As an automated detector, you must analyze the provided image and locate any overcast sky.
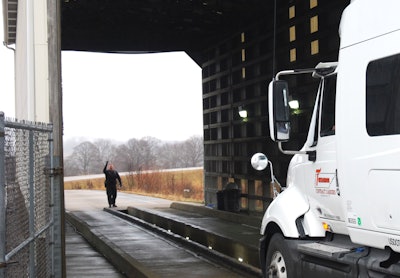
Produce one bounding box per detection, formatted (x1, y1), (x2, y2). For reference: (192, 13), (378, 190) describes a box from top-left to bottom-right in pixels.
(0, 7), (203, 142)
(62, 51), (203, 142)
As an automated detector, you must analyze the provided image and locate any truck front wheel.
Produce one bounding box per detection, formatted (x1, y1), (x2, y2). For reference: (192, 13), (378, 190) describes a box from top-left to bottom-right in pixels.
(265, 233), (294, 278)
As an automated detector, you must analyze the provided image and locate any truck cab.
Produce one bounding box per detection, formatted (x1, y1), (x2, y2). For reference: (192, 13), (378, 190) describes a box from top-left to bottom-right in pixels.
(256, 0), (400, 277)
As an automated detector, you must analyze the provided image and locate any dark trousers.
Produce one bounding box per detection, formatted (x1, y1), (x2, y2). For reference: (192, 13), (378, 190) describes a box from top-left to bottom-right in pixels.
(106, 184), (117, 205)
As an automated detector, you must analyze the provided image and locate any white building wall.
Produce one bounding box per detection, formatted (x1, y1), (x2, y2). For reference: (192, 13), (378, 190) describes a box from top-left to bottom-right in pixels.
(15, 0), (31, 120)
(34, 0), (49, 122)
(15, 0), (49, 122)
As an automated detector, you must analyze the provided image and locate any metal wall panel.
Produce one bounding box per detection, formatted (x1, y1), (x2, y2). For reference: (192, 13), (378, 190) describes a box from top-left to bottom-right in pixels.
(202, 1), (349, 213)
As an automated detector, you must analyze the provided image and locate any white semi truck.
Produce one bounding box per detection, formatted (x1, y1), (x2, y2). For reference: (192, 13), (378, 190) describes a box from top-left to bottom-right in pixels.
(252, 0), (400, 277)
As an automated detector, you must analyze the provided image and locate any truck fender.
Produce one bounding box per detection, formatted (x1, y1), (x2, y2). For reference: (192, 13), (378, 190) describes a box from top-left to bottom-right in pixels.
(261, 186), (310, 238)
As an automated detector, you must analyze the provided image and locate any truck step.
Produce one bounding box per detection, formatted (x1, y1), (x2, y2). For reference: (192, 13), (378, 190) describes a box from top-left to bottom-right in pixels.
(298, 242), (351, 257)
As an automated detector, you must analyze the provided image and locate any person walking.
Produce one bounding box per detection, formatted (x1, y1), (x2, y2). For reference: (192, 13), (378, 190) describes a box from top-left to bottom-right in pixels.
(103, 161), (122, 208)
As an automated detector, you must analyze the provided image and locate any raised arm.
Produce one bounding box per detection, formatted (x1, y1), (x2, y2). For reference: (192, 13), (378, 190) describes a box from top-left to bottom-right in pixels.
(103, 161), (108, 174)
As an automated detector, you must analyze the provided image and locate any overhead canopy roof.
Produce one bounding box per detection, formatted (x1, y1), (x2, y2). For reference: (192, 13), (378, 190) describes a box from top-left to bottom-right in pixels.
(61, 0), (272, 61)
(3, 1), (273, 63)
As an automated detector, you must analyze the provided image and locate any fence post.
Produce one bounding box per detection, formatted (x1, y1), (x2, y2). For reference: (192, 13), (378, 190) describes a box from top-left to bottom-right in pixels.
(48, 0), (66, 275)
(48, 126), (55, 277)
(28, 131), (36, 277)
(0, 112), (5, 278)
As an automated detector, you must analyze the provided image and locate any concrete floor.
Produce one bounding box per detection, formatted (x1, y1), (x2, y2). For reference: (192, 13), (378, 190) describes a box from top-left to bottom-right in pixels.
(65, 221), (125, 277)
(64, 190), (262, 277)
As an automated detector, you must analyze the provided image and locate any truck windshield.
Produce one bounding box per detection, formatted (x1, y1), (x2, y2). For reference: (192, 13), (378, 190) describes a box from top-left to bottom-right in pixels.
(366, 53), (400, 136)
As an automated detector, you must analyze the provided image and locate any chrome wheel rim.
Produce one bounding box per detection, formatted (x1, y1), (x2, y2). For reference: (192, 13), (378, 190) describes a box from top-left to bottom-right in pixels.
(268, 251), (287, 278)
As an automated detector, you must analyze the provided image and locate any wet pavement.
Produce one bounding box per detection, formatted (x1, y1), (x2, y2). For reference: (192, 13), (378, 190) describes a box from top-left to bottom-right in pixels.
(65, 190), (263, 277)
(65, 221), (125, 277)
(124, 203), (261, 269)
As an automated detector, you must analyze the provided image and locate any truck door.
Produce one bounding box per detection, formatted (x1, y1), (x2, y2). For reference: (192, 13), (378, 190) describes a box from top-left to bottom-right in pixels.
(301, 73), (347, 234)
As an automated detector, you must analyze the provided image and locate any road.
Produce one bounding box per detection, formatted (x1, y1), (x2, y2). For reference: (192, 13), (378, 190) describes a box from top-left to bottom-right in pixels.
(64, 189), (172, 211)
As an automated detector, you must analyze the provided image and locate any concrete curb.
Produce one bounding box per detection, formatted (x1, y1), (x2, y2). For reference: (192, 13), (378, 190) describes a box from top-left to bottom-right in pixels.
(126, 205), (261, 270)
(65, 211), (158, 278)
(170, 202), (262, 228)
(107, 208), (262, 277)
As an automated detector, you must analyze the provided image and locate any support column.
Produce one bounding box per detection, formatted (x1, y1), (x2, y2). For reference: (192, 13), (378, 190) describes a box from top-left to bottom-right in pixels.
(47, 1), (65, 277)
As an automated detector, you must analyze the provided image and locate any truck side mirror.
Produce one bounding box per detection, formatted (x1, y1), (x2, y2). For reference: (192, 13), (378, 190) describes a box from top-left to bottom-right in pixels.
(251, 153), (269, 170)
(268, 80), (291, 142)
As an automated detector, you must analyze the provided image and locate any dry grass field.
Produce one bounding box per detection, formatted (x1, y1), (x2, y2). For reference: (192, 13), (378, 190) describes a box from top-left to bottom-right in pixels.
(64, 169), (204, 203)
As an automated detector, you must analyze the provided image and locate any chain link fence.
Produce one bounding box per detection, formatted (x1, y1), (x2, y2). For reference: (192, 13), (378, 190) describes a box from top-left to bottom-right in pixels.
(0, 113), (54, 277)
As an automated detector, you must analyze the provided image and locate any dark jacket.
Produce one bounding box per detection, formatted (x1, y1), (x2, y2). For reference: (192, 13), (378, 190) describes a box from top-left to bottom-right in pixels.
(103, 162), (122, 187)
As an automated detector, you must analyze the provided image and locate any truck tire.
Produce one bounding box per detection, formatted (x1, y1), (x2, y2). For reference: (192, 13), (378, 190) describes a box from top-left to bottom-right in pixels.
(265, 233), (294, 278)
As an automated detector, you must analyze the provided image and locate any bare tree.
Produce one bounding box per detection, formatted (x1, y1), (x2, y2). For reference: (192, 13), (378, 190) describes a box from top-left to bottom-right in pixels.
(157, 136), (203, 169)
(180, 135), (204, 167)
(121, 137), (161, 171)
(63, 156), (81, 176)
(95, 139), (116, 163)
(111, 143), (130, 172)
(69, 141), (102, 175)
(137, 137), (161, 170)
(158, 142), (185, 169)
(125, 138), (142, 171)
(63, 135), (204, 175)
